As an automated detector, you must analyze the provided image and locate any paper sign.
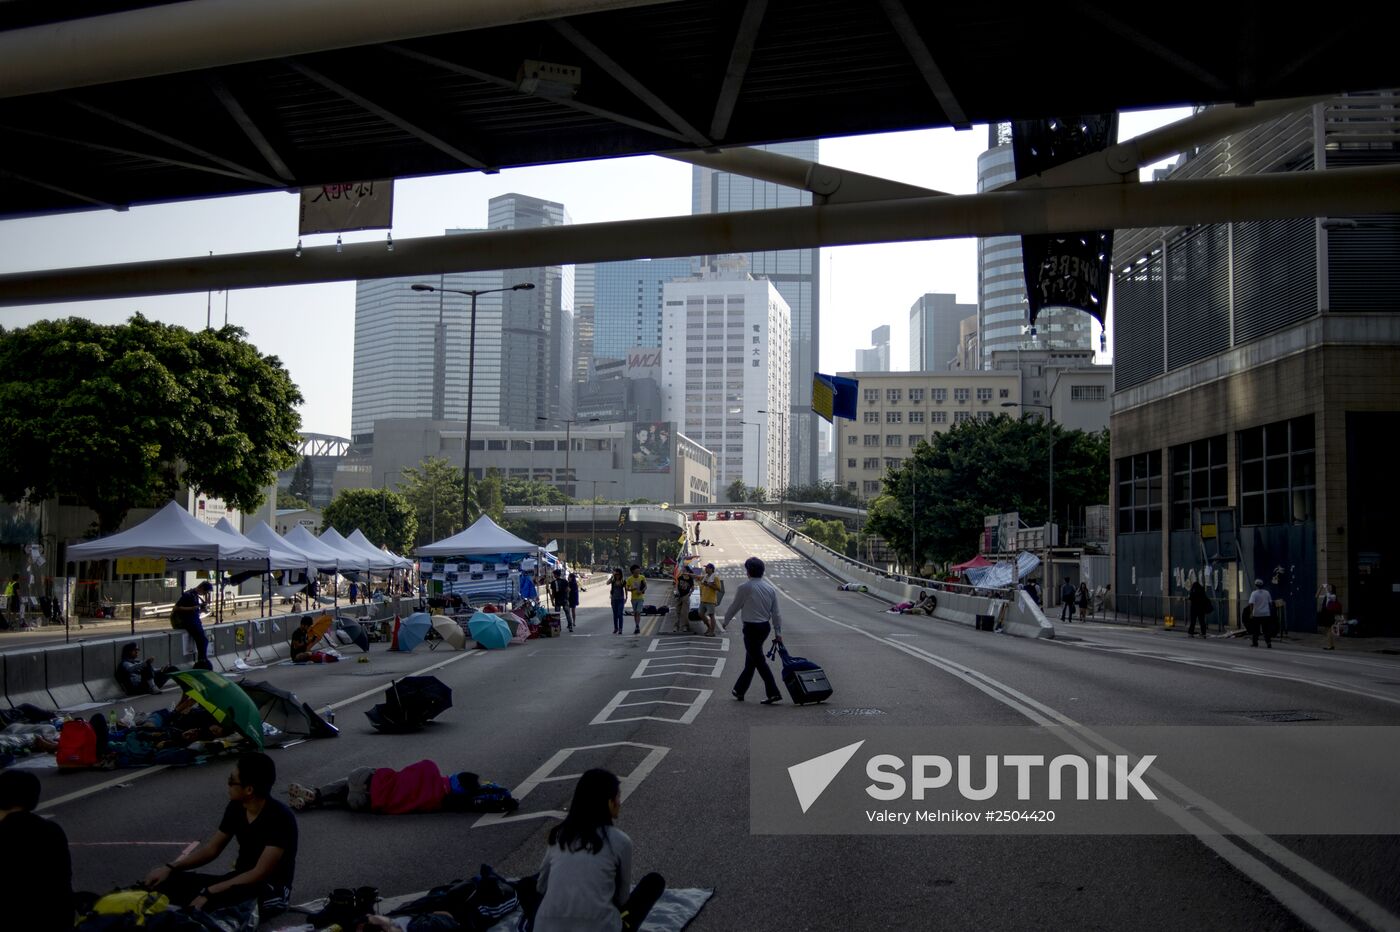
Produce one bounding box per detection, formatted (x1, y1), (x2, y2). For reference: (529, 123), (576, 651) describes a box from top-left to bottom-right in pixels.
(116, 557), (166, 575)
(299, 180), (394, 235)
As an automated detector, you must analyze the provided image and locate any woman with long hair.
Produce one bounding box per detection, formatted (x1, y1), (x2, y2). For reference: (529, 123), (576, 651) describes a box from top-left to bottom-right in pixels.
(521, 768), (665, 932)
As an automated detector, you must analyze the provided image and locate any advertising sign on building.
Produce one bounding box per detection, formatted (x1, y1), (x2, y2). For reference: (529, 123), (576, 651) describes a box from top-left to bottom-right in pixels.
(624, 347), (663, 381)
(188, 490), (238, 529)
(631, 422), (673, 473)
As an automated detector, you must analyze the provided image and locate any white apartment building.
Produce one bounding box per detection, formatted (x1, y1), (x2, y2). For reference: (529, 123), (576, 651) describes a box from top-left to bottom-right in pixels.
(661, 267), (791, 492)
(835, 370), (1021, 499)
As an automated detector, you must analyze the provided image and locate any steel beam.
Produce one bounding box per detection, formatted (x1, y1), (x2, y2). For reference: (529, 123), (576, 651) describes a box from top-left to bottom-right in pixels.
(664, 148), (944, 203)
(3, 164), (1399, 307)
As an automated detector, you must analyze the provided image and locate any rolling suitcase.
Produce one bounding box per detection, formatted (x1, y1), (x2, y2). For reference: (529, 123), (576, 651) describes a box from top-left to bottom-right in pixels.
(769, 642), (833, 705)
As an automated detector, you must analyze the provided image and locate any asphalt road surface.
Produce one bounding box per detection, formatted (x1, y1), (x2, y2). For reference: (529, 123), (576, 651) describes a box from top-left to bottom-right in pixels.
(32, 519), (1400, 931)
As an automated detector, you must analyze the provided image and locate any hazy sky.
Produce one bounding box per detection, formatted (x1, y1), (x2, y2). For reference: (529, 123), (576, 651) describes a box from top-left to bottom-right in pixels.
(0, 109), (1187, 438)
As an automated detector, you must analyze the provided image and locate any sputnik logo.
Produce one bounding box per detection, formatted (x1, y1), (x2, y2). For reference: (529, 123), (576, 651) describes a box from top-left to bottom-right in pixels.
(787, 740), (865, 813)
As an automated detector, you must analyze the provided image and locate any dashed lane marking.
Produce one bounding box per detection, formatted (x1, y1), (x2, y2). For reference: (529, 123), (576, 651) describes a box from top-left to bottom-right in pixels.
(630, 655), (728, 679)
(590, 687), (714, 725)
(473, 741), (669, 827)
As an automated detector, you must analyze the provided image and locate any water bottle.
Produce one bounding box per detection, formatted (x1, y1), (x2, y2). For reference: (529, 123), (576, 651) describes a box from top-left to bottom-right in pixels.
(321, 706), (335, 725)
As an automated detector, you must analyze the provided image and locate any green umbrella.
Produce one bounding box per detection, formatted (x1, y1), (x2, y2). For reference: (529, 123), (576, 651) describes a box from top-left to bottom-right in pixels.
(170, 668), (265, 749)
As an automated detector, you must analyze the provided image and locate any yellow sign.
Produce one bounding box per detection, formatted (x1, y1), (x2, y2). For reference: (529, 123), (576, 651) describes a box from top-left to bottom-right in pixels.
(116, 557), (166, 575)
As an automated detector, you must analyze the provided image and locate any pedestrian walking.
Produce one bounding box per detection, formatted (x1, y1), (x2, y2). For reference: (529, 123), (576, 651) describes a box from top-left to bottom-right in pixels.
(171, 580), (214, 669)
(566, 573), (582, 632)
(1076, 582), (1090, 620)
(4, 574), (19, 615)
(1246, 578), (1274, 647)
(624, 565), (647, 635)
(1187, 581), (1213, 638)
(549, 570), (572, 631)
(672, 570), (696, 633)
(698, 563), (724, 637)
(1059, 577), (1076, 622)
(608, 569), (627, 635)
(722, 556), (783, 704)
(348, 581), (359, 605)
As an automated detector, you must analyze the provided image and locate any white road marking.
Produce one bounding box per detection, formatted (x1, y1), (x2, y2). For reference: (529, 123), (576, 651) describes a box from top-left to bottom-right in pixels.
(647, 637), (730, 652)
(590, 687), (714, 725)
(630, 656), (727, 679)
(474, 741), (669, 827)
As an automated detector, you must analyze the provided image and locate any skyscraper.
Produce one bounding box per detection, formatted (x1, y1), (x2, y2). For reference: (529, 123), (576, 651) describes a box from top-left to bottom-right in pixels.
(909, 293), (975, 371)
(977, 124), (1093, 367)
(591, 257), (694, 361)
(573, 262), (595, 386)
(691, 140), (819, 488)
(855, 325), (891, 371)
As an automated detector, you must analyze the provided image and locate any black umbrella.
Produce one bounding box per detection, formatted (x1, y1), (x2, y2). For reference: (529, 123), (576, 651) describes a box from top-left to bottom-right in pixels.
(336, 618), (371, 653)
(240, 680), (339, 744)
(388, 675), (452, 722)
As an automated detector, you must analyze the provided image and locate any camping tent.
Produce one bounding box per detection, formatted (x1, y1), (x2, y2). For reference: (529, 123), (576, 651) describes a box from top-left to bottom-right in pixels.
(317, 527), (372, 573)
(68, 501), (270, 567)
(346, 529), (414, 569)
(418, 515), (539, 557)
(950, 554), (995, 574)
(244, 521), (315, 573)
(283, 525), (348, 572)
(337, 528), (405, 573)
(216, 518), (307, 572)
(965, 552), (1041, 589)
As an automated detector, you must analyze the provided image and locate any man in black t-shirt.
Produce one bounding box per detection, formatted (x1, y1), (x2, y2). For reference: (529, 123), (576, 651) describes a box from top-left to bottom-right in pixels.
(172, 580), (214, 667)
(0, 770), (73, 932)
(145, 751), (298, 916)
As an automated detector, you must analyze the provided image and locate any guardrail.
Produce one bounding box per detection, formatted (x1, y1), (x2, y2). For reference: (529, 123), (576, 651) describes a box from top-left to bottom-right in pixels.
(1, 599), (413, 713)
(750, 510), (1054, 639)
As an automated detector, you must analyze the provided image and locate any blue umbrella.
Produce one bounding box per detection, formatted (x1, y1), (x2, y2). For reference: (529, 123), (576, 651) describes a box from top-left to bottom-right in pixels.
(396, 612), (433, 652)
(468, 612), (513, 650)
(519, 573), (538, 602)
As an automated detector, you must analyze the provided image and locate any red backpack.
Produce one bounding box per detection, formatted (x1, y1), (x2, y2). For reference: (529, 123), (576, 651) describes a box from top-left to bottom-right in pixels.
(57, 719), (98, 768)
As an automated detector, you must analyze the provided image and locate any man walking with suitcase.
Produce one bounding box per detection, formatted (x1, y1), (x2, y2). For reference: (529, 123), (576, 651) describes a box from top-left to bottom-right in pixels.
(722, 556), (783, 705)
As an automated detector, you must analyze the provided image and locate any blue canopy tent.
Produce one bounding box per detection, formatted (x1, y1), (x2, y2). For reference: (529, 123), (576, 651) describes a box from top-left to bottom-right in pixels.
(416, 516), (541, 605)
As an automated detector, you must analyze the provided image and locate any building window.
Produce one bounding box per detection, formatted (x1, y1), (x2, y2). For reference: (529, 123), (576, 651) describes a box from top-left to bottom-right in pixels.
(1169, 435), (1228, 530)
(864, 411), (880, 423)
(909, 411), (925, 424)
(885, 434), (902, 446)
(1116, 450), (1163, 533)
(847, 458), (858, 468)
(848, 481), (858, 491)
(954, 388), (970, 403)
(909, 388), (925, 403)
(976, 411), (993, 421)
(864, 388), (880, 402)
(864, 480), (882, 493)
(976, 387), (992, 402)
(999, 389), (1010, 398)
(909, 435), (923, 447)
(1238, 415), (1315, 526)
(863, 457), (880, 469)
(1071, 385), (1107, 402)
(885, 457), (901, 469)
(487, 439), (507, 450)
(932, 411), (947, 424)
(864, 434), (880, 446)
(511, 440), (531, 451)
(886, 411), (902, 423)
(847, 435), (857, 445)
(933, 388), (947, 403)
(886, 389), (902, 403)
(954, 411), (970, 423)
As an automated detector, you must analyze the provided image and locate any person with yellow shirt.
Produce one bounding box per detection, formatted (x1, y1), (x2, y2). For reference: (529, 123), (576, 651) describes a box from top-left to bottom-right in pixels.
(698, 564), (724, 637)
(623, 565), (648, 635)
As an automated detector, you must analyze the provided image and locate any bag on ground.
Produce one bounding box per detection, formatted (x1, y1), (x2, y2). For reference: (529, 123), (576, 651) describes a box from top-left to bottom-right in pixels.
(57, 719), (99, 768)
(768, 642), (834, 705)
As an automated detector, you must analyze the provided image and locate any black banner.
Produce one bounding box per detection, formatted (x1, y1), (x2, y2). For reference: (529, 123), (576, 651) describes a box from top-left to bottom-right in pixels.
(1012, 115), (1118, 330)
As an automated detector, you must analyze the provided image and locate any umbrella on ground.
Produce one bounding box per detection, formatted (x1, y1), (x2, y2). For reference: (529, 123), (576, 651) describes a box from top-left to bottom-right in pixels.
(307, 613), (334, 648)
(239, 681), (339, 743)
(394, 612), (433, 652)
(336, 618), (371, 653)
(468, 612), (513, 650)
(170, 669), (265, 749)
(366, 675), (452, 732)
(431, 616), (467, 650)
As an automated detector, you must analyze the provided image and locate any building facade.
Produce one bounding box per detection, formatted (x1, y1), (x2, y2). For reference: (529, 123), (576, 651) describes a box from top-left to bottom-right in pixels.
(835, 370), (1021, 499)
(692, 140), (819, 487)
(572, 261), (595, 387)
(660, 267), (791, 494)
(856, 325), (891, 371)
(987, 348), (1112, 434)
(1109, 92), (1400, 633)
(953, 314), (979, 370)
(977, 124), (1094, 367)
(591, 257), (693, 361)
(909, 293), (975, 371)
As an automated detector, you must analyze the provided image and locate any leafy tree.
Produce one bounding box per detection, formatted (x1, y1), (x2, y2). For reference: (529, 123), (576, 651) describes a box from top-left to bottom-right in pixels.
(471, 470), (505, 523)
(0, 315), (302, 532)
(501, 478), (570, 506)
(288, 456), (314, 502)
(800, 518), (848, 552)
(500, 517), (541, 545)
(784, 480), (862, 508)
(398, 457), (464, 546)
(725, 479), (748, 502)
(277, 491), (311, 512)
(865, 415), (1110, 570)
(748, 486), (768, 503)
(321, 487), (417, 554)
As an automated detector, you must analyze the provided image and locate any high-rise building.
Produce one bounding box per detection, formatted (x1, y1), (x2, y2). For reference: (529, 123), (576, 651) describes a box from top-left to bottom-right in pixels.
(977, 124), (1093, 367)
(660, 263), (791, 494)
(692, 140), (819, 487)
(591, 257), (693, 361)
(909, 294), (975, 371)
(573, 262), (595, 387)
(856, 325), (891, 371)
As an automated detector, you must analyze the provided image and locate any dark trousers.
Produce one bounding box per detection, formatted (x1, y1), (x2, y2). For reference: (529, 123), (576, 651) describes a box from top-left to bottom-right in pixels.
(516, 871), (665, 932)
(563, 605), (576, 629)
(734, 622), (781, 700)
(185, 618), (210, 665)
(611, 600), (625, 633)
(1188, 609), (1208, 636)
(1060, 600), (1074, 621)
(158, 869), (290, 916)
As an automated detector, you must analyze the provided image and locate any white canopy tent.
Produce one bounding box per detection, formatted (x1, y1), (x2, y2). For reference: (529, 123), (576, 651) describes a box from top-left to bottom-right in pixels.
(215, 518), (307, 572)
(316, 527), (373, 573)
(244, 521), (315, 573)
(417, 515), (539, 557)
(344, 528), (413, 570)
(282, 525), (347, 573)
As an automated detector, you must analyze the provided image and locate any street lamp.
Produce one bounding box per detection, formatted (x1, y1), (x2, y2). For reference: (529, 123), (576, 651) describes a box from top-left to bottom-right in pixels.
(739, 420), (766, 490)
(589, 478), (619, 568)
(411, 280), (535, 530)
(537, 416), (601, 566)
(1003, 400), (1055, 610)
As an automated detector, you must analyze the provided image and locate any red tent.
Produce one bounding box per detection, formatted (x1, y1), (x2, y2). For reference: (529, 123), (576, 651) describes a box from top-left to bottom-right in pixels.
(950, 554), (994, 573)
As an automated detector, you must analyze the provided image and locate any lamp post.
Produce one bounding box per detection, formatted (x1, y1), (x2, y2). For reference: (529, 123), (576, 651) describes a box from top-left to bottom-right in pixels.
(538, 416), (601, 566)
(590, 478), (619, 568)
(740, 420), (766, 490)
(1003, 400), (1055, 609)
(411, 281), (534, 530)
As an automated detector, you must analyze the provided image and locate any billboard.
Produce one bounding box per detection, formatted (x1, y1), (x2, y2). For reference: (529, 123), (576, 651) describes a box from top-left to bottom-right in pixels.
(631, 421), (673, 473)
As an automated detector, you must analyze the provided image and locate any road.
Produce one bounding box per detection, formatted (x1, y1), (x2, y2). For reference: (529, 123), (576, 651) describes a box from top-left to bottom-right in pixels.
(32, 518), (1400, 931)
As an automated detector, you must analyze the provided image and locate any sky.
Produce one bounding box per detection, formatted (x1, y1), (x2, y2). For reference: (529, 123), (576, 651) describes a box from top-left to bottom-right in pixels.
(0, 109), (1188, 438)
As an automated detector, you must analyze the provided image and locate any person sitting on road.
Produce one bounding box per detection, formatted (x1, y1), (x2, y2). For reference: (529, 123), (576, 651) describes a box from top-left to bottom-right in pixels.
(116, 642), (166, 695)
(286, 760), (517, 815)
(517, 768), (665, 932)
(289, 616), (315, 663)
(144, 751), (298, 917)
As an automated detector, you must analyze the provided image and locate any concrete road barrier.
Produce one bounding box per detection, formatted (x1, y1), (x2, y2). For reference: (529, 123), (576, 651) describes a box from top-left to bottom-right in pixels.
(1001, 590), (1056, 639)
(45, 647), (93, 709)
(3, 650), (57, 710)
(82, 640), (125, 703)
(141, 632), (174, 670)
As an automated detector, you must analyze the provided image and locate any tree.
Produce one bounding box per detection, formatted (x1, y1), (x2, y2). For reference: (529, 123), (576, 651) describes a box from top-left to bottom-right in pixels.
(398, 457), (464, 546)
(865, 415), (1110, 570)
(801, 518), (848, 553)
(288, 456), (314, 502)
(501, 478), (570, 506)
(277, 491), (311, 512)
(784, 480), (862, 508)
(471, 470), (505, 523)
(321, 488), (417, 554)
(748, 486), (768, 503)
(0, 315), (303, 533)
(725, 479), (748, 502)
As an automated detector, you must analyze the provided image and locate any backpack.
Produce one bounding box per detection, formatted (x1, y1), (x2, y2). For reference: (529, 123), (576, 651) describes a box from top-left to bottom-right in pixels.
(57, 719), (98, 768)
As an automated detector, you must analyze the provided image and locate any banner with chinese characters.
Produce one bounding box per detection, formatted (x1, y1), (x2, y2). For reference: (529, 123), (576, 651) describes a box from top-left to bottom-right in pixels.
(298, 180), (394, 235)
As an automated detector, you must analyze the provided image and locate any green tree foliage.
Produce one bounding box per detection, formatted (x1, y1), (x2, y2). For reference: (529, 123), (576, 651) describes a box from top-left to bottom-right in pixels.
(865, 415), (1110, 570)
(288, 456), (314, 502)
(725, 479), (748, 502)
(501, 478), (570, 506)
(784, 480), (862, 508)
(276, 491), (311, 512)
(800, 518), (849, 553)
(748, 486), (768, 503)
(0, 315), (302, 532)
(398, 457), (464, 546)
(321, 488), (417, 554)
(471, 470), (505, 523)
